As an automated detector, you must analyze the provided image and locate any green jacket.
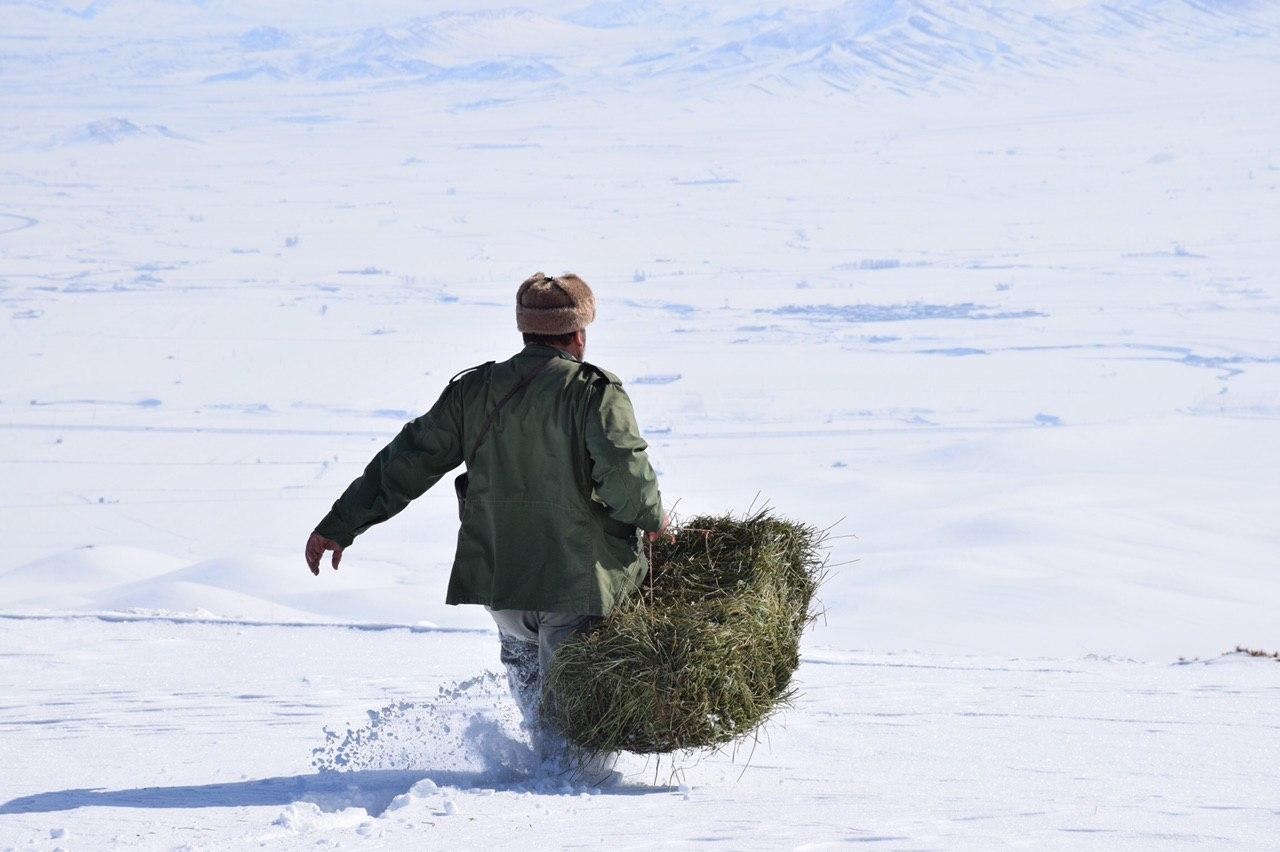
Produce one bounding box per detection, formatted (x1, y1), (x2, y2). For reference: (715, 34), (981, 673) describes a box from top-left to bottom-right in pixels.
(314, 343), (664, 615)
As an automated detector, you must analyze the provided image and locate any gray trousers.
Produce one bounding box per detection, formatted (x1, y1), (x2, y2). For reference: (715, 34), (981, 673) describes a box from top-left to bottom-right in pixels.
(486, 608), (601, 749)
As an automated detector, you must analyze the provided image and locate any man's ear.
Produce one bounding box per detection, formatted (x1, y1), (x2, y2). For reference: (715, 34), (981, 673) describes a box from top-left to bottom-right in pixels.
(574, 329), (587, 348)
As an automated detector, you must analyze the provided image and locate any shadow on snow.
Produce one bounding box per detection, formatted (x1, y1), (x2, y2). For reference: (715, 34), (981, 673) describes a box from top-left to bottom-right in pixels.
(0, 768), (664, 817)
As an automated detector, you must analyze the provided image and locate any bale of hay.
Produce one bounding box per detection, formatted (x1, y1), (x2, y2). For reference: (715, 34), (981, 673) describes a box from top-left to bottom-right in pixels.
(545, 509), (827, 754)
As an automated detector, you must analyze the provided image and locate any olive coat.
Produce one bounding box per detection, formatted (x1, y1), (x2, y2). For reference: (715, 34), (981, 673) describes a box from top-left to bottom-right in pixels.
(314, 343), (664, 615)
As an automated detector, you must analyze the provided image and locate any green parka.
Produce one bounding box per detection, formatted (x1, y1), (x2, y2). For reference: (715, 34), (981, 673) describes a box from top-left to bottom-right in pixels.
(314, 343), (664, 615)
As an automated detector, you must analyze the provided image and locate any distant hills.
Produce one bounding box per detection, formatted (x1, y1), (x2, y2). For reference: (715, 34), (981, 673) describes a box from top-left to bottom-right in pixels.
(3, 1), (1275, 100)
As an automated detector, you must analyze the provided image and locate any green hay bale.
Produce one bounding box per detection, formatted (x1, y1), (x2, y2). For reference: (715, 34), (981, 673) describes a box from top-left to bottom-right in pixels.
(545, 509), (827, 754)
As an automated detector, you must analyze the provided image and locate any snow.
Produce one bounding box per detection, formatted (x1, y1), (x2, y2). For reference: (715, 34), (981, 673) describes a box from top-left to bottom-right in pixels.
(2, 0), (1279, 847)
(1, 618), (1277, 847)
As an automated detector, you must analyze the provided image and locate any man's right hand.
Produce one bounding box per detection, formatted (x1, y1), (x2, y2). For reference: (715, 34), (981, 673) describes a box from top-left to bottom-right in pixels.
(646, 512), (675, 545)
(305, 532), (344, 575)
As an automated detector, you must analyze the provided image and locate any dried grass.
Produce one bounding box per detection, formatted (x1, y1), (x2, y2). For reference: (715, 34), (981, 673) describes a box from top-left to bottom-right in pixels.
(545, 509), (827, 754)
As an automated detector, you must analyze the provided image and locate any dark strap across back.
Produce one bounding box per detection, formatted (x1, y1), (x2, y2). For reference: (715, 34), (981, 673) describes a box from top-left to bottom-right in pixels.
(466, 356), (555, 465)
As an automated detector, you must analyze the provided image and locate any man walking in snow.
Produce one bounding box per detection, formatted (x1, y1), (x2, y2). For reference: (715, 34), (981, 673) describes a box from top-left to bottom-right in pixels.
(305, 271), (668, 759)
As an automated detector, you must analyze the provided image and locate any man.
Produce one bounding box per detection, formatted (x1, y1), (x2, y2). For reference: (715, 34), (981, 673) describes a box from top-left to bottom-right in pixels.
(305, 271), (668, 762)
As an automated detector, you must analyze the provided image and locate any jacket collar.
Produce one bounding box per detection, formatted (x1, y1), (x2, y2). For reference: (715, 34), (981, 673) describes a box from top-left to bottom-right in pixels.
(520, 342), (580, 362)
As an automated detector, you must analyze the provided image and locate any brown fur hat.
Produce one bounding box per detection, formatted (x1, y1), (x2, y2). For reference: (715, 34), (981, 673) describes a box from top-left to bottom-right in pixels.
(515, 272), (596, 335)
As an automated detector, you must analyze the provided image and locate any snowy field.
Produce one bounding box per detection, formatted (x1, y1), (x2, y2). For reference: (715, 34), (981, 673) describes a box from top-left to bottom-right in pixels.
(2, 0), (1279, 848)
(2, 617), (1278, 848)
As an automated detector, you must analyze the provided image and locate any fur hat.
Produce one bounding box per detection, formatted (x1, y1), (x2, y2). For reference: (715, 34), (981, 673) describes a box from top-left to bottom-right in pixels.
(516, 272), (596, 335)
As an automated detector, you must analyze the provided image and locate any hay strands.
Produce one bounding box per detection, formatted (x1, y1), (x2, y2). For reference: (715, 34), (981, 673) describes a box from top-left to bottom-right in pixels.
(546, 506), (833, 755)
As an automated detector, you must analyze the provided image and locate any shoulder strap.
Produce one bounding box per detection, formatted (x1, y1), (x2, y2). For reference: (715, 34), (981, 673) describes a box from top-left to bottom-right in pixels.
(581, 358), (624, 383)
(467, 356), (556, 465)
(449, 361), (493, 384)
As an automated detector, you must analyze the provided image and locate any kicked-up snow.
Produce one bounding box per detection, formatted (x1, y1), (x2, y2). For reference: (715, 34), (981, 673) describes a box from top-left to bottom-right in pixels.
(1, 0), (1279, 847)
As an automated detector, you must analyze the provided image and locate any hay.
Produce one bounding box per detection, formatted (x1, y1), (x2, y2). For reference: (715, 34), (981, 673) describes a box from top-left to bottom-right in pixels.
(545, 509), (827, 754)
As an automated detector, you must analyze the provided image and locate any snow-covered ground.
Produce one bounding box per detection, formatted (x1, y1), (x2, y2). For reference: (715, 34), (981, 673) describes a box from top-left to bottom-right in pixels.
(2, 617), (1278, 848)
(2, 0), (1279, 847)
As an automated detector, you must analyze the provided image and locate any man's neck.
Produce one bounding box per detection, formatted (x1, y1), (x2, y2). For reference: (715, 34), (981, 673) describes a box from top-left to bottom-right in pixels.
(527, 341), (583, 361)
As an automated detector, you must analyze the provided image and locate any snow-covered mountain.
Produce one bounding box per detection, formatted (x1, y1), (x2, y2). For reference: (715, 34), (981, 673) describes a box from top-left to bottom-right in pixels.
(3, 1), (1276, 98)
